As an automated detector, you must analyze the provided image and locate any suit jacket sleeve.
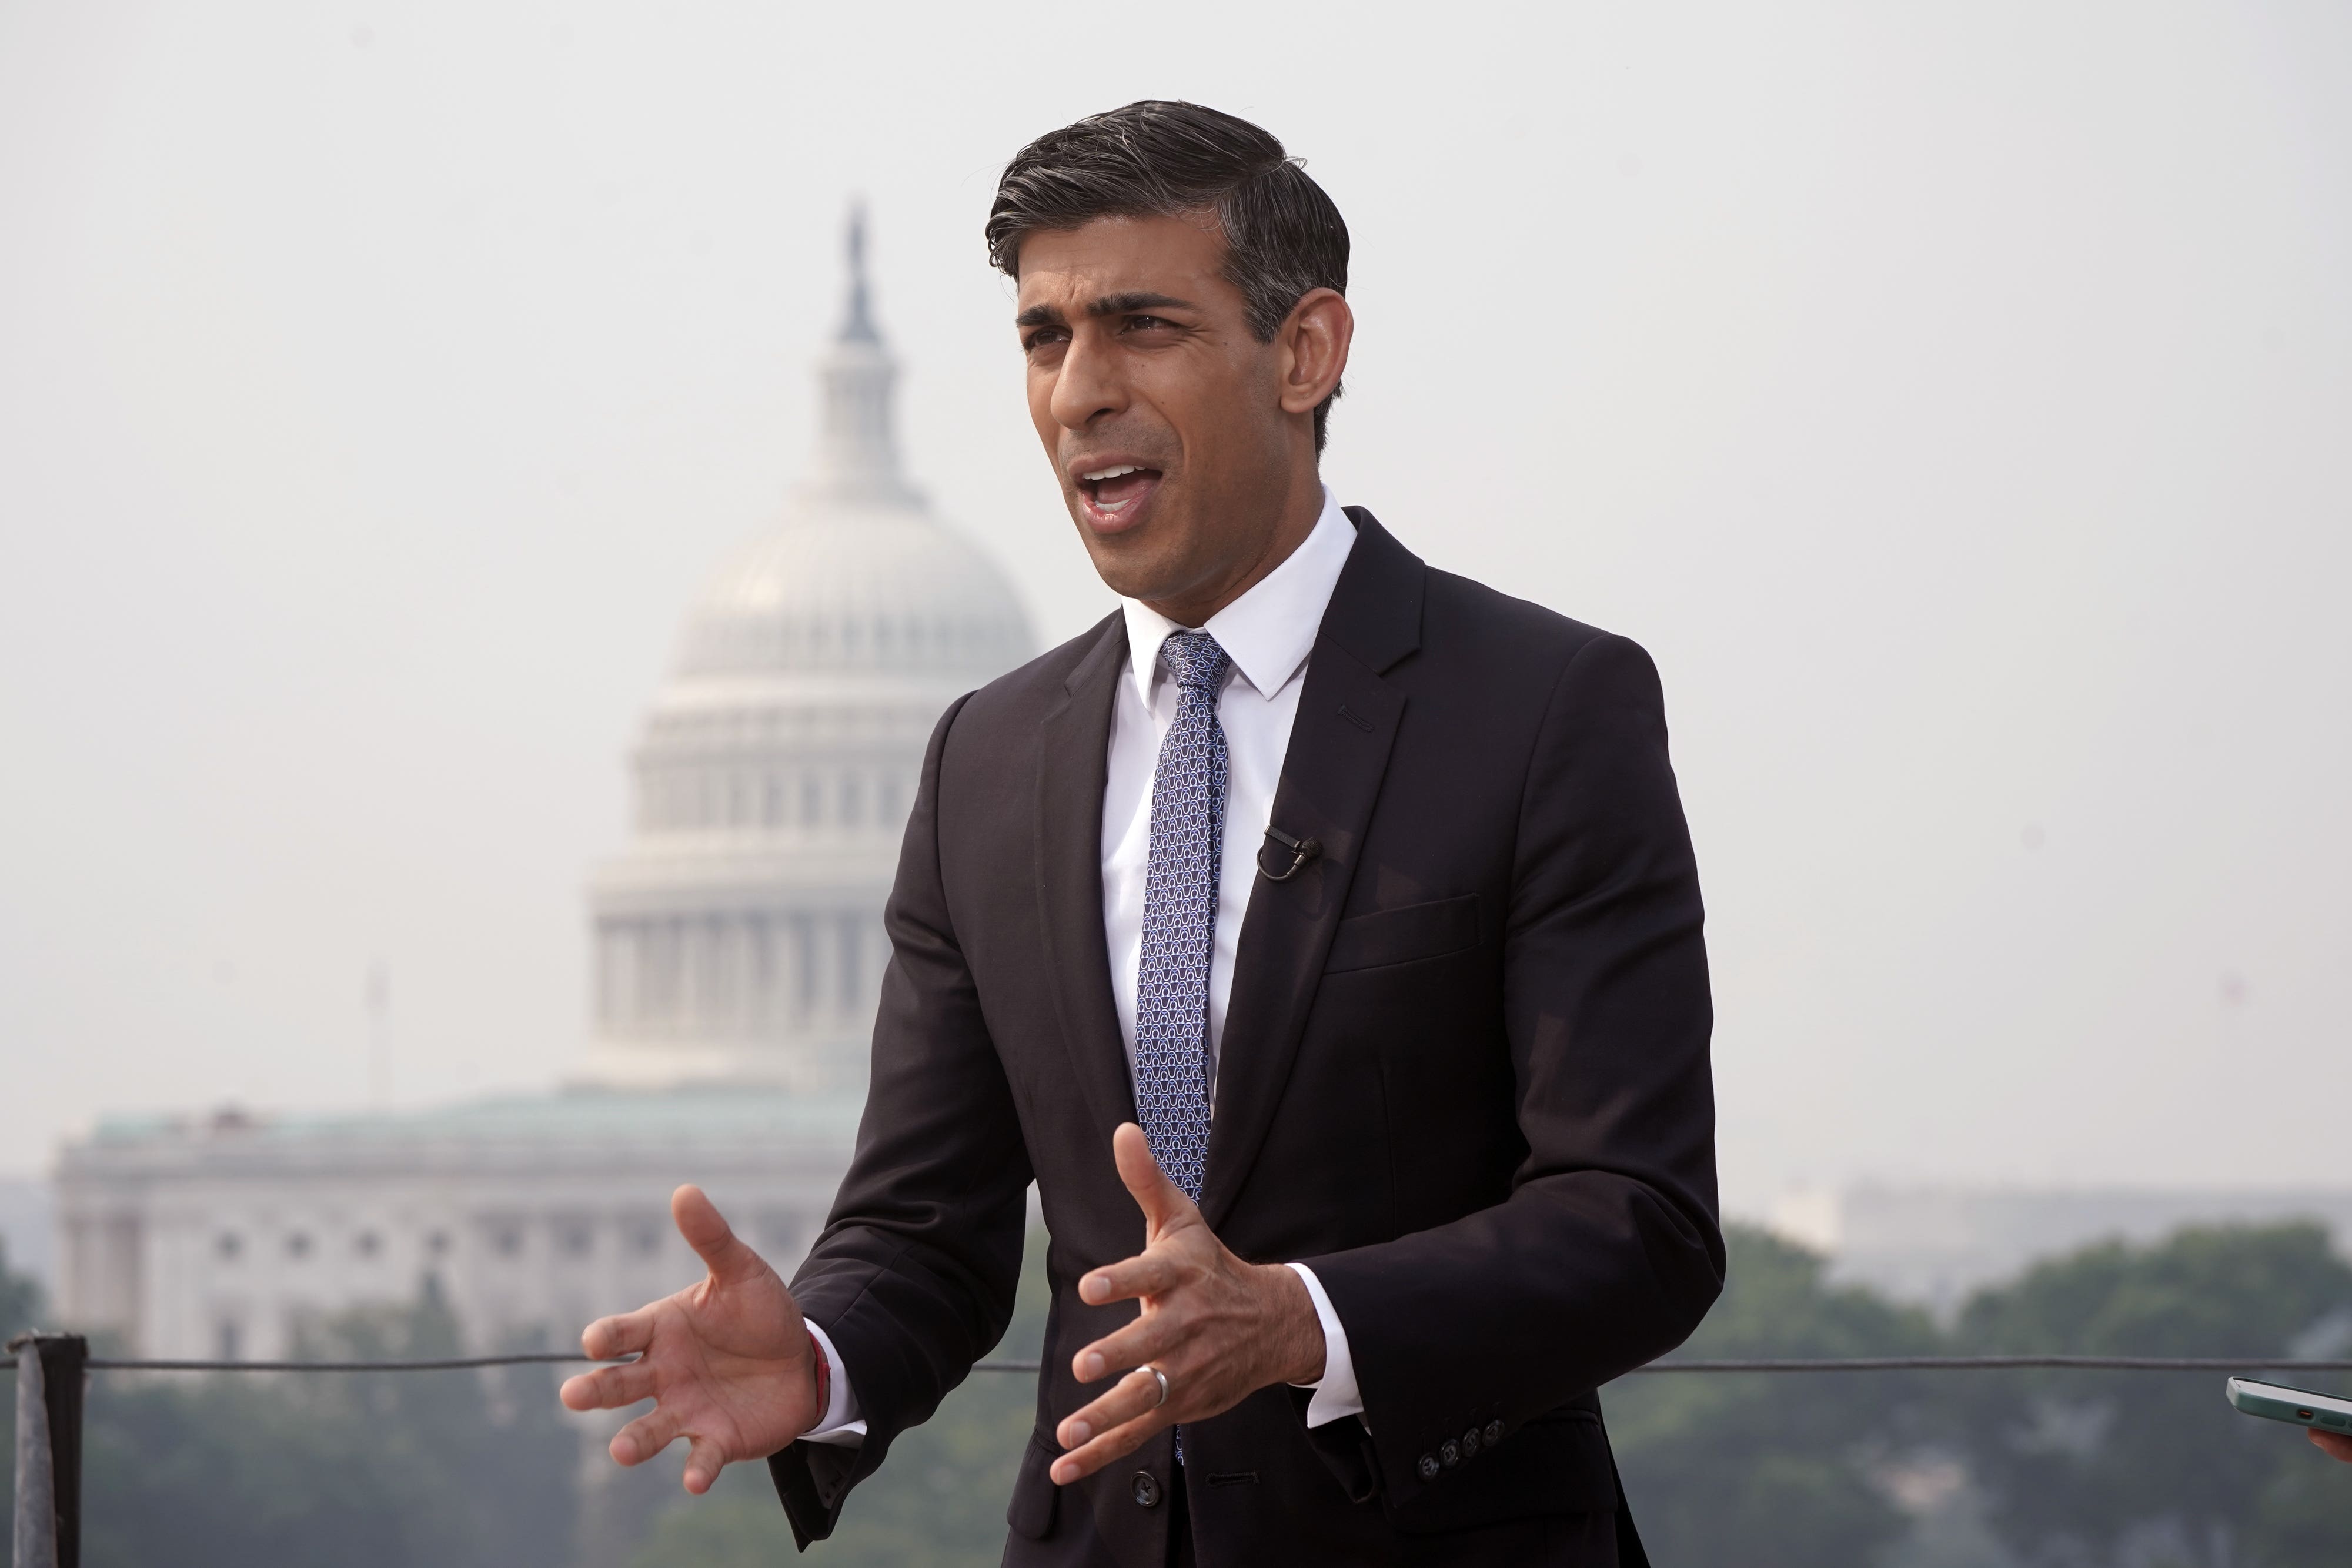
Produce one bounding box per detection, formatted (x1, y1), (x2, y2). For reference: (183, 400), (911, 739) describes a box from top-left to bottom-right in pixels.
(1301, 631), (1723, 1509)
(767, 692), (1035, 1546)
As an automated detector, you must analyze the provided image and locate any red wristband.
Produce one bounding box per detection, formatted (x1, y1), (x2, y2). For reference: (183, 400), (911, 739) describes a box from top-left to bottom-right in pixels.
(807, 1328), (831, 1427)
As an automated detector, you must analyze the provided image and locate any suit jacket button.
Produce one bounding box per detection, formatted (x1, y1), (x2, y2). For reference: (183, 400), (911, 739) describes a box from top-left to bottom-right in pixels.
(1484, 1419), (1504, 1446)
(1130, 1471), (1163, 1509)
(1416, 1453), (1441, 1482)
(1439, 1439), (1462, 1468)
(1461, 1427), (1482, 1457)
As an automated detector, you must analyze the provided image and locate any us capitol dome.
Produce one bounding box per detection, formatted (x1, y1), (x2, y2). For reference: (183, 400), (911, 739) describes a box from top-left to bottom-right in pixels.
(582, 211), (1032, 1090)
(53, 213), (1034, 1360)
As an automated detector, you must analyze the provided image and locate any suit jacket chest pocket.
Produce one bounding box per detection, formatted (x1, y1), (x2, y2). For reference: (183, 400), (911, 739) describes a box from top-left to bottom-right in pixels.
(1324, 894), (1481, 974)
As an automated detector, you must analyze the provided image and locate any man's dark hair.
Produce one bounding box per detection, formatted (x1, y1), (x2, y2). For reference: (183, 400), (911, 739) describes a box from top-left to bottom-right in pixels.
(987, 101), (1351, 453)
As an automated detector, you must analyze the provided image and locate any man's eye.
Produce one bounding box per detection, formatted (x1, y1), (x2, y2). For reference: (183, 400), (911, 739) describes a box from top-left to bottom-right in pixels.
(1124, 315), (1175, 332)
(1023, 329), (1069, 352)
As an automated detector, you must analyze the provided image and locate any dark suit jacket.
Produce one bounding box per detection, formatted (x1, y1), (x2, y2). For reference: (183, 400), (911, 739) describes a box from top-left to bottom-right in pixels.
(769, 510), (1722, 1566)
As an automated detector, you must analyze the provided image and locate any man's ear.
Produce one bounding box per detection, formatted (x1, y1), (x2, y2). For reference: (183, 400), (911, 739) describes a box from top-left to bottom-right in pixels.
(1277, 289), (1352, 421)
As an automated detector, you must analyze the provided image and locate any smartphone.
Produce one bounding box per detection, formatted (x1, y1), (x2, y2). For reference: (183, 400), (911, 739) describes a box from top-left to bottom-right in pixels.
(2226, 1377), (2352, 1436)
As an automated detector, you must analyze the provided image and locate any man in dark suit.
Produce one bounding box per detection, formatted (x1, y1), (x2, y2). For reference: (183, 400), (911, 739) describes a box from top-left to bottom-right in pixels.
(562, 101), (1723, 1566)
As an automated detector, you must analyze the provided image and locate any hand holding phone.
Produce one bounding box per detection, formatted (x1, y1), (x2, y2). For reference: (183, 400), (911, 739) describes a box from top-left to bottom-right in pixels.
(2226, 1377), (2352, 1460)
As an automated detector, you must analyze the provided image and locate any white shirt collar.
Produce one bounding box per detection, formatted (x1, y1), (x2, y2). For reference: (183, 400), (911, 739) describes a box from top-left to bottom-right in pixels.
(1120, 486), (1357, 707)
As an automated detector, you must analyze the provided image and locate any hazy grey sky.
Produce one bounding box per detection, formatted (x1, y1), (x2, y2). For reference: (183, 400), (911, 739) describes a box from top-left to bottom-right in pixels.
(2, 1), (2346, 1212)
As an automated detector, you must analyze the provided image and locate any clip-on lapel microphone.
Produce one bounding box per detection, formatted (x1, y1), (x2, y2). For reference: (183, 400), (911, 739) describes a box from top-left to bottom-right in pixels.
(1257, 825), (1322, 883)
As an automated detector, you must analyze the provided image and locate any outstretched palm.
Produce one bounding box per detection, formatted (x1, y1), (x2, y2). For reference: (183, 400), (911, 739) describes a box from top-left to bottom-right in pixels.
(559, 1184), (821, 1493)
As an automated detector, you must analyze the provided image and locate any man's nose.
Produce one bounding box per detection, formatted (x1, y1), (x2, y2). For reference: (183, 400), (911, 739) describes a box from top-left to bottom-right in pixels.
(1048, 331), (1126, 432)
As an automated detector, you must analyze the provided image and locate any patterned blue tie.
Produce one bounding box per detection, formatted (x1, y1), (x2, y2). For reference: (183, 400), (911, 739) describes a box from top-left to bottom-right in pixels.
(1133, 629), (1230, 1203)
(1134, 630), (1228, 1466)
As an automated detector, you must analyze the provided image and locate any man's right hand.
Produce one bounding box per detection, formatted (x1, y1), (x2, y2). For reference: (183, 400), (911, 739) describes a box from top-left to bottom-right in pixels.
(2314, 1428), (2352, 1463)
(558, 1184), (821, 1494)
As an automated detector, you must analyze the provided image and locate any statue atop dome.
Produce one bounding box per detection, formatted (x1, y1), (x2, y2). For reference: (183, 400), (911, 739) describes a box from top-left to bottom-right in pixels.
(813, 205), (916, 506)
(839, 204), (878, 344)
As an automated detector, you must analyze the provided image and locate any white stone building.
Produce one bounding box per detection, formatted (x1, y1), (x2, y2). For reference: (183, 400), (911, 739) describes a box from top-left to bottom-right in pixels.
(54, 214), (1033, 1360)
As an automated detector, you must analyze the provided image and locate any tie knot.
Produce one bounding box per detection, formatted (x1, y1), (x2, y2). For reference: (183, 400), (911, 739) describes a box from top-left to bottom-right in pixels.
(1159, 630), (1231, 697)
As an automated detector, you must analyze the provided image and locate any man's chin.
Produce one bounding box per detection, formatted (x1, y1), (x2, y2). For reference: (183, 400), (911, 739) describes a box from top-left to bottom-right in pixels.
(1077, 527), (1197, 609)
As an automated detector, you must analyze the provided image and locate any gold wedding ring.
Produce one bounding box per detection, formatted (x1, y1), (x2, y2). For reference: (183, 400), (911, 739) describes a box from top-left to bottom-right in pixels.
(1145, 1364), (1171, 1409)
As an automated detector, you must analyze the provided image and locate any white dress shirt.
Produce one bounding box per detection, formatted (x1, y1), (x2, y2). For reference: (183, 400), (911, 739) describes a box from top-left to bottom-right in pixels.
(804, 488), (1365, 1443)
(1100, 488), (1362, 1429)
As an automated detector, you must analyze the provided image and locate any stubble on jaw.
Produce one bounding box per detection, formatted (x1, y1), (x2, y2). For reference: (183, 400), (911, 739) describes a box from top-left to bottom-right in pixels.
(1064, 390), (1307, 626)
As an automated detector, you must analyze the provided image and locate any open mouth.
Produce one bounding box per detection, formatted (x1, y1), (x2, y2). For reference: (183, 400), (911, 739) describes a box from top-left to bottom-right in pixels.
(1075, 463), (1164, 527)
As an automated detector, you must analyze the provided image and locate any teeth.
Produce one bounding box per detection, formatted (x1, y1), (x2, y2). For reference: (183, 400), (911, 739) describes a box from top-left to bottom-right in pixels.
(1082, 464), (1143, 482)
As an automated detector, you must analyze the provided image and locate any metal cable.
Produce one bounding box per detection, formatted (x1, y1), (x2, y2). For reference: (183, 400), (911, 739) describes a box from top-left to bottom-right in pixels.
(1626, 1355), (2352, 1373)
(84, 1353), (614, 1372)
(8, 1353), (2348, 1375)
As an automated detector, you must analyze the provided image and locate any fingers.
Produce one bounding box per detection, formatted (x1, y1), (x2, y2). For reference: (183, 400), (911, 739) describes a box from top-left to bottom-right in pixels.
(580, 1305), (656, 1362)
(610, 1402), (684, 1469)
(612, 1404), (744, 1493)
(671, 1184), (763, 1283)
(558, 1358), (657, 1413)
(1111, 1122), (1197, 1235)
(1055, 1366), (1167, 1450)
(1071, 1310), (1180, 1384)
(1051, 1368), (1172, 1485)
(2312, 1427), (2352, 1462)
(681, 1435), (729, 1495)
(1080, 1247), (1184, 1307)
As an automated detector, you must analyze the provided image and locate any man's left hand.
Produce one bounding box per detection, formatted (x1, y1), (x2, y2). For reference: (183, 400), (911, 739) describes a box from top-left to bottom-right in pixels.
(1051, 1121), (1327, 1485)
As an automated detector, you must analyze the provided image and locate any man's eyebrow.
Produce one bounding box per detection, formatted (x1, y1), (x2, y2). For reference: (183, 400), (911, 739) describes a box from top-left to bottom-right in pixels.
(1087, 290), (1196, 317)
(1013, 292), (1199, 330)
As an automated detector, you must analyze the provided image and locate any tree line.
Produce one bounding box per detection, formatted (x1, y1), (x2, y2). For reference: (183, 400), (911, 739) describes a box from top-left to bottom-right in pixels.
(5, 1219), (2347, 1566)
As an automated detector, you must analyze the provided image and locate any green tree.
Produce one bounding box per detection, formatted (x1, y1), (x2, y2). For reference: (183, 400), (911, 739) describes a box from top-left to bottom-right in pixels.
(1950, 1222), (2352, 1568)
(1609, 1224), (1942, 1568)
(79, 1283), (580, 1568)
(0, 1237), (41, 1339)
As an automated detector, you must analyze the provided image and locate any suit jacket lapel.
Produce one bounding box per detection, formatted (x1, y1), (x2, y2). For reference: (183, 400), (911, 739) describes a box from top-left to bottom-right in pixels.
(1034, 613), (1140, 1146)
(1200, 510), (1425, 1231)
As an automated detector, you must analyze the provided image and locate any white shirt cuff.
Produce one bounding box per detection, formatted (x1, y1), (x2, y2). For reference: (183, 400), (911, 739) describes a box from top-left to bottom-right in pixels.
(1284, 1262), (1365, 1429)
(800, 1320), (867, 1446)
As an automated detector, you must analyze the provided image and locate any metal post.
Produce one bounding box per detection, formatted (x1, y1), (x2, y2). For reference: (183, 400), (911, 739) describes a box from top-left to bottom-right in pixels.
(8, 1335), (85, 1568)
(11, 1336), (52, 1568)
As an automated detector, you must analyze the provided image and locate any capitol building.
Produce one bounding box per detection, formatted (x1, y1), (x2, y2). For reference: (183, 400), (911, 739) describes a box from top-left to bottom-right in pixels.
(52, 216), (1034, 1361)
